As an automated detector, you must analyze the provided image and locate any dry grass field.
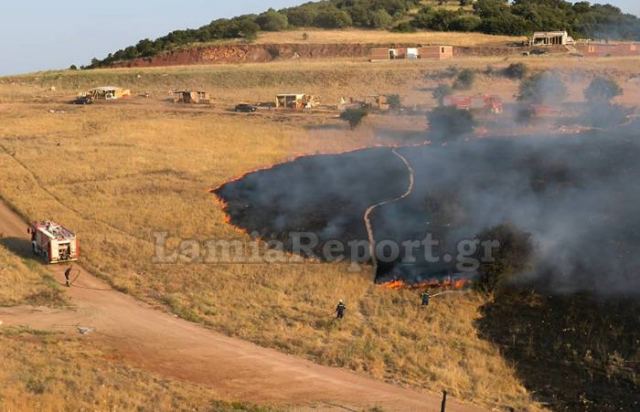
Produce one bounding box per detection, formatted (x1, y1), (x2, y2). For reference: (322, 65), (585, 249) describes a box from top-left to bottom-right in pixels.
(1, 55), (639, 411)
(246, 29), (525, 46)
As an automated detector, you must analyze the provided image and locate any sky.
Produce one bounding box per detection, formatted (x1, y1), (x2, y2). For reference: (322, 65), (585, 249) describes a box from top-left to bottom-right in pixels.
(0, 0), (639, 75)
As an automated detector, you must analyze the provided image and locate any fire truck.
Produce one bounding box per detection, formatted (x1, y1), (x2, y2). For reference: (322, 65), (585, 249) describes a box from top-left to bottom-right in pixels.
(28, 221), (79, 264)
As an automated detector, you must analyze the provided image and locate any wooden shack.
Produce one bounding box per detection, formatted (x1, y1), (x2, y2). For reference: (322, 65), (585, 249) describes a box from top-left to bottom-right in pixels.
(174, 90), (210, 104)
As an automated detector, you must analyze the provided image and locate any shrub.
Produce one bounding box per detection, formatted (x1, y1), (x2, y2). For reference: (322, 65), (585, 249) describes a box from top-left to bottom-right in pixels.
(584, 76), (623, 103)
(433, 84), (453, 105)
(427, 106), (475, 142)
(391, 21), (417, 32)
(449, 14), (482, 32)
(503, 62), (528, 80)
(453, 69), (476, 90)
(386, 94), (402, 110)
(340, 108), (369, 129)
(474, 223), (533, 293)
(518, 72), (567, 104)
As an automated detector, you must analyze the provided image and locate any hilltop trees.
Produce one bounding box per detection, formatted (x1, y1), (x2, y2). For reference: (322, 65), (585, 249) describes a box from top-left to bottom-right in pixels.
(89, 0), (640, 67)
(256, 9), (288, 31)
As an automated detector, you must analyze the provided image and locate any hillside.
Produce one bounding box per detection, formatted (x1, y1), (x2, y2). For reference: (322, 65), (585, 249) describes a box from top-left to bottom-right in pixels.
(89, 0), (640, 68)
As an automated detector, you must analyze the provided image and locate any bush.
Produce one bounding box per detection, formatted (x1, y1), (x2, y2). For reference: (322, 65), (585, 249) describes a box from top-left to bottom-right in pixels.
(386, 94), (402, 110)
(427, 106), (475, 142)
(474, 223), (533, 293)
(285, 6), (318, 27)
(502, 62), (528, 80)
(584, 76), (623, 103)
(453, 69), (476, 90)
(314, 8), (353, 28)
(518, 72), (567, 104)
(433, 84), (453, 105)
(449, 14), (482, 31)
(340, 108), (369, 129)
(391, 21), (417, 32)
(255, 9), (288, 31)
(370, 9), (394, 29)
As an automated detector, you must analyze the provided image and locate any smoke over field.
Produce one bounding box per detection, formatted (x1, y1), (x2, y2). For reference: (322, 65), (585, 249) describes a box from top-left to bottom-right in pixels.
(215, 123), (640, 296)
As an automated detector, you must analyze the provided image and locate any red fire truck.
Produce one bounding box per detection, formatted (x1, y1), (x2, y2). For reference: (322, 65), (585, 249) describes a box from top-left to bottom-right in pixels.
(28, 221), (79, 264)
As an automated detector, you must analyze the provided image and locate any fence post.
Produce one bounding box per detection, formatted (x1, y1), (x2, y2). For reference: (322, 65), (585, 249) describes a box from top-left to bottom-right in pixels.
(441, 390), (448, 412)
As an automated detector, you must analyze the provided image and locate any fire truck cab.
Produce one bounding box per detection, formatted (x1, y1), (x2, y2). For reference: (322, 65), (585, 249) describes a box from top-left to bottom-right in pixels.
(28, 221), (78, 264)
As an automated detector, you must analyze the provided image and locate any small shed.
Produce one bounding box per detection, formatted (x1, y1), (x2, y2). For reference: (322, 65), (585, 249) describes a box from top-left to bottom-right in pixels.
(275, 94), (317, 110)
(530, 31), (574, 46)
(418, 46), (454, 60)
(86, 86), (131, 100)
(174, 90), (210, 104)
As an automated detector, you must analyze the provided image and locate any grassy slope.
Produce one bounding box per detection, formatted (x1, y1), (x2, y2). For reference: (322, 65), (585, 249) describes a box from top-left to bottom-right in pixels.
(191, 29), (525, 47)
(1, 56), (639, 410)
(0, 245), (270, 411)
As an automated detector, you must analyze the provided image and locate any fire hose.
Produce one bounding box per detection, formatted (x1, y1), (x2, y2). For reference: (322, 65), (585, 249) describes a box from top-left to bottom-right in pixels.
(363, 148), (415, 278)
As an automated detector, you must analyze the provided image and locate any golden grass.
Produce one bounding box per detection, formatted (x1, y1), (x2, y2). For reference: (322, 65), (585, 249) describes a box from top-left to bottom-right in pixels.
(252, 29), (525, 47)
(0, 327), (270, 412)
(2, 56), (638, 410)
(0, 244), (67, 307)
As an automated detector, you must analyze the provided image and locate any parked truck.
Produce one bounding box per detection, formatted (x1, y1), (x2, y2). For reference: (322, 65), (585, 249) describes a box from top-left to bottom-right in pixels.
(28, 221), (79, 264)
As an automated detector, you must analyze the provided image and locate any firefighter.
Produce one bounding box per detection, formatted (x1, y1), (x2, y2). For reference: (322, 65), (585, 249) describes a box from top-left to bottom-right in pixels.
(421, 291), (430, 307)
(336, 300), (346, 319)
(64, 266), (73, 288)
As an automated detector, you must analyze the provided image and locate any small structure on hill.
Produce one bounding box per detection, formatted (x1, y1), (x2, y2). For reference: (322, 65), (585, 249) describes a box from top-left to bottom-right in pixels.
(370, 46), (453, 61)
(84, 86), (131, 100)
(173, 90), (211, 104)
(575, 41), (640, 57)
(530, 31), (574, 47)
(443, 95), (503, 114)
(275, 94), (318, 110)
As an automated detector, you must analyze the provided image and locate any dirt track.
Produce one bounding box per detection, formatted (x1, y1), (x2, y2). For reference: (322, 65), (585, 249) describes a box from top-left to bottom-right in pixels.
(0, 200), (484, 411)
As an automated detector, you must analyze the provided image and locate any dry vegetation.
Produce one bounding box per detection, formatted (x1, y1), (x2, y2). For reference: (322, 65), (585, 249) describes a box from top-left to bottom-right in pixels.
(1, 55), (639, 411)
(241, 29), (525, 46)
(0, 327), (270, 412)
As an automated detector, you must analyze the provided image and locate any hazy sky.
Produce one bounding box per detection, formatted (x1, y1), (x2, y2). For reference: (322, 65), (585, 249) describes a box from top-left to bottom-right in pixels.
(0, 0), (639, 75)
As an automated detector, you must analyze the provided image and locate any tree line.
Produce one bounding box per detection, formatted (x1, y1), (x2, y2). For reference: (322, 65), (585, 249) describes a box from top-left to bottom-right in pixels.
(88, 0), (640, 68)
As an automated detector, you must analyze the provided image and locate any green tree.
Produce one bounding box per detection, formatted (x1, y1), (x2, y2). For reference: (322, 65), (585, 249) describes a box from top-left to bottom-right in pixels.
(453, 69), (476, 90)
(340, 108), (369, 129)
(314, 8), (353, 28)
(256, 9), (288, 31)
(474, 223), (533, 293)
(503, 62), (528, 80)
(285, 6), (318, 27)
(427, 107), (475, 142)
(518, 72), (567, 104)
(584, 76), (623, 103)
(386, 94), (402, 110)
(433, 84), (453, 105)
(371, 9), (394, 28)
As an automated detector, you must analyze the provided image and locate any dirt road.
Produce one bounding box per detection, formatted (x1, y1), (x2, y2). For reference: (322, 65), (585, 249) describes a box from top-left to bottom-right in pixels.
(0, 200), (484, 411)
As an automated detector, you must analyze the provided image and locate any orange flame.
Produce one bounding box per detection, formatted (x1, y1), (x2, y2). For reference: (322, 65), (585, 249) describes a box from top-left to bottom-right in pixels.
(381, 276), (471, 291)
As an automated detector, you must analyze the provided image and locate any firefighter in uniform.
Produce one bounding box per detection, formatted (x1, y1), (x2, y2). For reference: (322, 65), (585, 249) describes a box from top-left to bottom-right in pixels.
(421, 291), (430, 307)
(64, 266), (73, 288)
(336, 300), (346, 319)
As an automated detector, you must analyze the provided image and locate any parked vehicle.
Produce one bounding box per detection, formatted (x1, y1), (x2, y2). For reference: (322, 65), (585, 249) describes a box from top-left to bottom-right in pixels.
(28, 221), (79, 264)
(235, 103), (258, 113)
